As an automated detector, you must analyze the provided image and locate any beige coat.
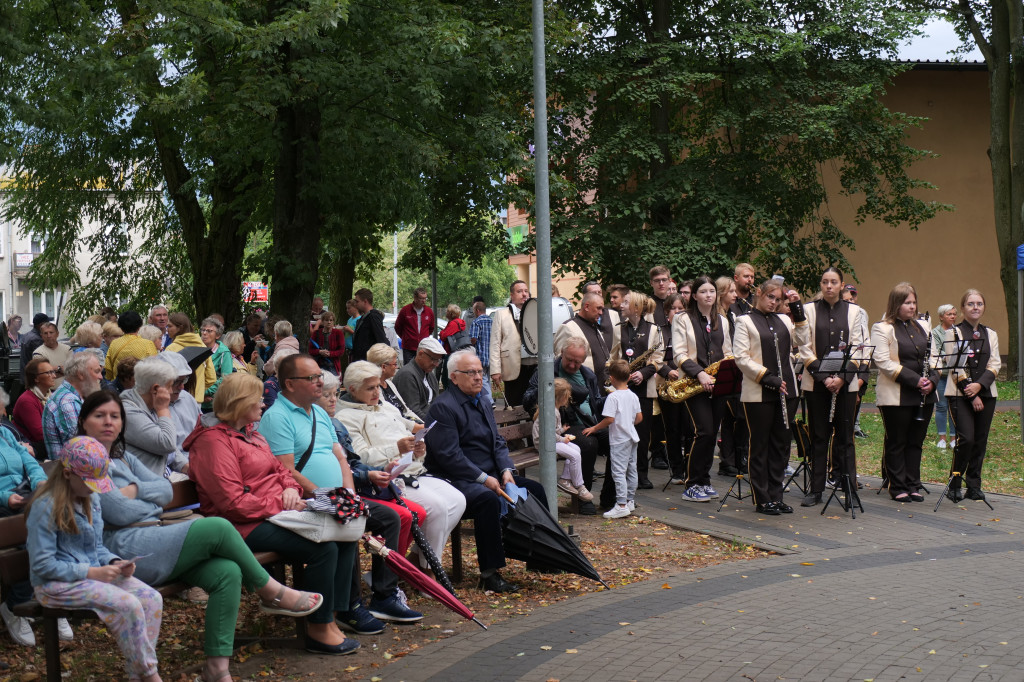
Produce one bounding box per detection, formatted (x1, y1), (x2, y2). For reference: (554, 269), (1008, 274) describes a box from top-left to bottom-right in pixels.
(553, 310), (621, 374)
(609, 314), (664, 399)
(798, 300), (868, 393)
(734, 313), (810, 403)
(871, 319), (936, 407)
(671, 312), (733, 378)
(943, 325), (1000, 399)
(489, 306), (527, 381)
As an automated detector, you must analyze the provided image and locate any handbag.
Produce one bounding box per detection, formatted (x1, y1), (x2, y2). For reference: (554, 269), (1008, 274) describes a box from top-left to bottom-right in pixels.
(446, 326), (472, 351)
(268, 510), (366, 543)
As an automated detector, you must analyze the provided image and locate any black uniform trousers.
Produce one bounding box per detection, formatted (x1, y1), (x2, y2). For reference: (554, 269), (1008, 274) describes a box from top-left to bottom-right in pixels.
(878, 404), (932, 497)
(502, 365), (537, 407)
(948, 396), (997, 490)
(743, 398), (797, 506)
(718, 396), (747, 471)
(452, 475), (547, 571)
(684, 393), (728, 488)
(634, 396), (655, 479)
(659, 398), (687, 479)
(805, 387), (857, 492)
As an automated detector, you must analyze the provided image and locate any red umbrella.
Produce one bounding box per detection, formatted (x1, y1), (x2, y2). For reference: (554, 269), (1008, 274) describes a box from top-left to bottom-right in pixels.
(361, 534), (487, 630)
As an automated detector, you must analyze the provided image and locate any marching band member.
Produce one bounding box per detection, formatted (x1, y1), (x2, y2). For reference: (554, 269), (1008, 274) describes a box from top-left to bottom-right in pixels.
(673, 276), (732, 503)
(797, 268), (866, 507)
(870, 283), (938, 502)
(733, 279), (808, 515)
(944, 289), (1000, 503)
(660, 294), (687, 485)
(608, 293), (664, 490)
(716, 275), (744, 476)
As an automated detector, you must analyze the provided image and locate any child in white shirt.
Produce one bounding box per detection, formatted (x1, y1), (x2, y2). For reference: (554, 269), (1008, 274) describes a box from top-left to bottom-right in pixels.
(583, 360), (642, 518)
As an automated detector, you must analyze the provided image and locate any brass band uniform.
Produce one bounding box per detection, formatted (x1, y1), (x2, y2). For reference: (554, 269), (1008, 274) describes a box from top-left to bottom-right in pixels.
(610, 293), (665, 490)
(672, 276), (732, 503)
(733, 280), (809, 515)
(943, 289), (1000, 502)
(870, 282), (938, 502)
(797, 268), (866, 507)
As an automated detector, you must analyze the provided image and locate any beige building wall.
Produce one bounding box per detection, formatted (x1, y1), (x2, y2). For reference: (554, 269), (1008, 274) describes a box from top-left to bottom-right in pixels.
(827, 65), (1003, 339)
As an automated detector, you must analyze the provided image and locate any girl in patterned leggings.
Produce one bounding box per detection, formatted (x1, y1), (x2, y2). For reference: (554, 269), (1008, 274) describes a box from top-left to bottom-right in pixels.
(26, 437), (164, 682)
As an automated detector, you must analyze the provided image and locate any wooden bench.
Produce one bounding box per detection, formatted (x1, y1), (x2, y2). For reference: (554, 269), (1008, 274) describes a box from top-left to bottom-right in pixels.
(0, 479), (301, 682)
(449, 405), (581, 582)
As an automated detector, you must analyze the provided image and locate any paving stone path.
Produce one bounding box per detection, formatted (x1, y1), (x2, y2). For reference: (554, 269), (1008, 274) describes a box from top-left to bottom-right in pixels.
(379, 470), (1024, 681)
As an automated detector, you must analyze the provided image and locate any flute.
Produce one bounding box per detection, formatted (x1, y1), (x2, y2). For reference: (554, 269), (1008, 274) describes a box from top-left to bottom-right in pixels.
(772, 332), (790, 430)
(828, 331), (845, 423)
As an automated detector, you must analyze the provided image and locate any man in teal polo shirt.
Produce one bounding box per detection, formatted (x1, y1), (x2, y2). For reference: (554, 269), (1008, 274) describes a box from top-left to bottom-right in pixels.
(260, 354), (422, 628)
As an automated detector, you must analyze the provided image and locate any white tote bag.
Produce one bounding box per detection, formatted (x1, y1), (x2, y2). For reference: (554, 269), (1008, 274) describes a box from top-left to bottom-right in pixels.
(267, 510), (366, 543)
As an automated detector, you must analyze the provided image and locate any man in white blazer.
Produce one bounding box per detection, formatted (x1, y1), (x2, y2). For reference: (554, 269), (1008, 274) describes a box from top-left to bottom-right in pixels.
(489, 280), (536, 406)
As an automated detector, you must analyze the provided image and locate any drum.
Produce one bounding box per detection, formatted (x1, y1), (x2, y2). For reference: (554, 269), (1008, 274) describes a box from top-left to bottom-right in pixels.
(520, 297), (574, 356)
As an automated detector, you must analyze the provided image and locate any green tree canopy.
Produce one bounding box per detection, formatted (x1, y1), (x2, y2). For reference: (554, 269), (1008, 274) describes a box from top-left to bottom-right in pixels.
(511, 0), (943, 295)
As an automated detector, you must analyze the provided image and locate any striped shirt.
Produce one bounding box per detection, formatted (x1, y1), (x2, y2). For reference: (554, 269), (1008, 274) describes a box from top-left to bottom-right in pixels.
(43, 381), (82, 460)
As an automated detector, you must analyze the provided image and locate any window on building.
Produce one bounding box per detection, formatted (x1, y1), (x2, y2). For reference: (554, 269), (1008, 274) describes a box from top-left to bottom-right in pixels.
(30, 239), (44, 254)
(31, 290), (57, 319)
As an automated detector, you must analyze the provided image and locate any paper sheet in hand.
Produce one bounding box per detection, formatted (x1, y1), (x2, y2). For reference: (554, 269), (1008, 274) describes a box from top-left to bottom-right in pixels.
(817, 351), (847, 374)
(390, 452), (415, 477)
(414, 421), (437, 443)
(126, 553), (153, 564)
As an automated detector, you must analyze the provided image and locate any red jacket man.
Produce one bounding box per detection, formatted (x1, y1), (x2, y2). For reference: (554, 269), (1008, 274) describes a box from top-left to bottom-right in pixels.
(394, 288), (435, 364)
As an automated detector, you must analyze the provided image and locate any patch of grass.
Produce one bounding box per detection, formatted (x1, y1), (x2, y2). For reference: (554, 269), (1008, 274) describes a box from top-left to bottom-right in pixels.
(855, 411), (1023, 496)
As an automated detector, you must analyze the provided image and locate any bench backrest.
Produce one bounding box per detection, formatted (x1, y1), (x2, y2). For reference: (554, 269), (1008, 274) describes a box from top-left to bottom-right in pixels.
(0, 515), (29, 585)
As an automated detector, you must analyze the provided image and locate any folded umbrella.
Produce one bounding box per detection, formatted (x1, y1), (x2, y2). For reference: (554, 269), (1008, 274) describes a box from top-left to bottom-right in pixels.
(498, 489), (609, 588)
(362, 534), (486, 630)
(386, 481), (457, 595)
(176, 345), (213, 372)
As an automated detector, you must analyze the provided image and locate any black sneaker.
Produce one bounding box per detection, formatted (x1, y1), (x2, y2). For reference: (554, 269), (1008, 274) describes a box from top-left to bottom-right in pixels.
(965, 487), (986, 501)
(577, 501), (597, 516)
(336, 605), (385, 635)
(946, 487), (964, 503)
(651, 458), (669, 470)
(854, 429), (868, 439)
(637, 477), (654, 490)
(718, 465), (739, 476)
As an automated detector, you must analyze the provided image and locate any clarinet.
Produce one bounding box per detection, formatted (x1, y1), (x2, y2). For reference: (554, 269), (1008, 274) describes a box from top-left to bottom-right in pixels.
(915, 322), (931, 421)
(828, 331), (844, 423)
(772, 332), (790, 430)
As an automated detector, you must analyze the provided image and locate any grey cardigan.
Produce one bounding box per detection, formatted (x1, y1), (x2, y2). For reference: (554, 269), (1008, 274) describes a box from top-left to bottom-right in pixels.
(391, 359), (439, 421)
(98, 452), (192, 585)
(122, 388), (179, 476)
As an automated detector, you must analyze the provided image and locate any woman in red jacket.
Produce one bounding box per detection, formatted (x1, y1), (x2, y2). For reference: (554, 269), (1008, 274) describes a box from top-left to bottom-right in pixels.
(12, 358), (57, 456)
(185, 373), (361, 656)
(309, 311), (346, 375)
(438, 305), (467, 389)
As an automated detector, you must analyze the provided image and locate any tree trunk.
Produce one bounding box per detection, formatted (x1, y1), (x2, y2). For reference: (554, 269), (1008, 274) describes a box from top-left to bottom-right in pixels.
(270, 44), (323, 351)
(648, 0), (673, 231)
(327, 243), (359, 315)
(988, 0), (1021, 378)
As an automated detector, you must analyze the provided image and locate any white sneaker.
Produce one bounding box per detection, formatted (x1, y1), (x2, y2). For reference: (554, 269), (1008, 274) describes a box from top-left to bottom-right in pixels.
(57, 618), (73, 641)
(626, 500), (636, 511)
(937, 438), (947, 449)
(784, 465), (795, 476)
(0, 602), (35, 647)
(603, 504), (630, 519)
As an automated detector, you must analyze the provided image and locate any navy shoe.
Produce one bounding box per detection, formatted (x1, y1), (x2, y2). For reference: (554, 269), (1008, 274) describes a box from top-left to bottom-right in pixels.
(336, 604), (385, 635)
(367, 590), (423, 623)
(306, 636), (360, 655)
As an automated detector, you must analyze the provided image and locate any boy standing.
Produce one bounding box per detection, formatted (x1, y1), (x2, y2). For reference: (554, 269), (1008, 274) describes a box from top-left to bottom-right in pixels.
(583, 359), (642, 519)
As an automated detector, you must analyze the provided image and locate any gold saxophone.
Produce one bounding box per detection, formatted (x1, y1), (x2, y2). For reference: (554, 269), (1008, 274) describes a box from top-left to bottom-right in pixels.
(658, 356), (735, 403)
(606, 340), (663, 387)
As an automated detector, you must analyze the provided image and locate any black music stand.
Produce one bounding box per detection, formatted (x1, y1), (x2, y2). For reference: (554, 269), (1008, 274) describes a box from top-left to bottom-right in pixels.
(784, 395), (811, 495)
(716, 473), (753, 512)
(933, 338), (994, 512)
(820, 344), (873, 518)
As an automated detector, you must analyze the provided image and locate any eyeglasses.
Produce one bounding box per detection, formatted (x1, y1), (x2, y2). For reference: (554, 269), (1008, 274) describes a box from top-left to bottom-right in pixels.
(200, 328), (218, 334)
(454, 369), (485, 377)
(287, 374), (324, 383)
(172, 379), (187, 388)
(37, 370), (59, 376)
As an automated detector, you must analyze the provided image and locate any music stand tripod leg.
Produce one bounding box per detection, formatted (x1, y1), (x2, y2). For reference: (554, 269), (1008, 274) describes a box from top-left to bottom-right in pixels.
(716, 474), (745, 512)
(934, 472), (959, 513)
(784, 459), (807, 495)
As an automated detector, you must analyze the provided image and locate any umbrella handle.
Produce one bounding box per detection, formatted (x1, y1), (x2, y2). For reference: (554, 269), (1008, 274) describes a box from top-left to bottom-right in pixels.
(497, 489), (516, 504)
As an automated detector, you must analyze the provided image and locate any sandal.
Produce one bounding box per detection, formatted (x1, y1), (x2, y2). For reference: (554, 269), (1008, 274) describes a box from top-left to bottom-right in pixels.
(259, 586), (324, 617)
(893, 492), (910, 502)
(909, 492), (924, 502)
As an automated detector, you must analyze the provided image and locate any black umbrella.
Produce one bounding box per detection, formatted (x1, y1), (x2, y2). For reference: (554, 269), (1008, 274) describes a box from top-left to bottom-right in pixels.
(176, 345), (213, 371)
(385, 481), (457, 595)
(498, 489), (609, 588)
